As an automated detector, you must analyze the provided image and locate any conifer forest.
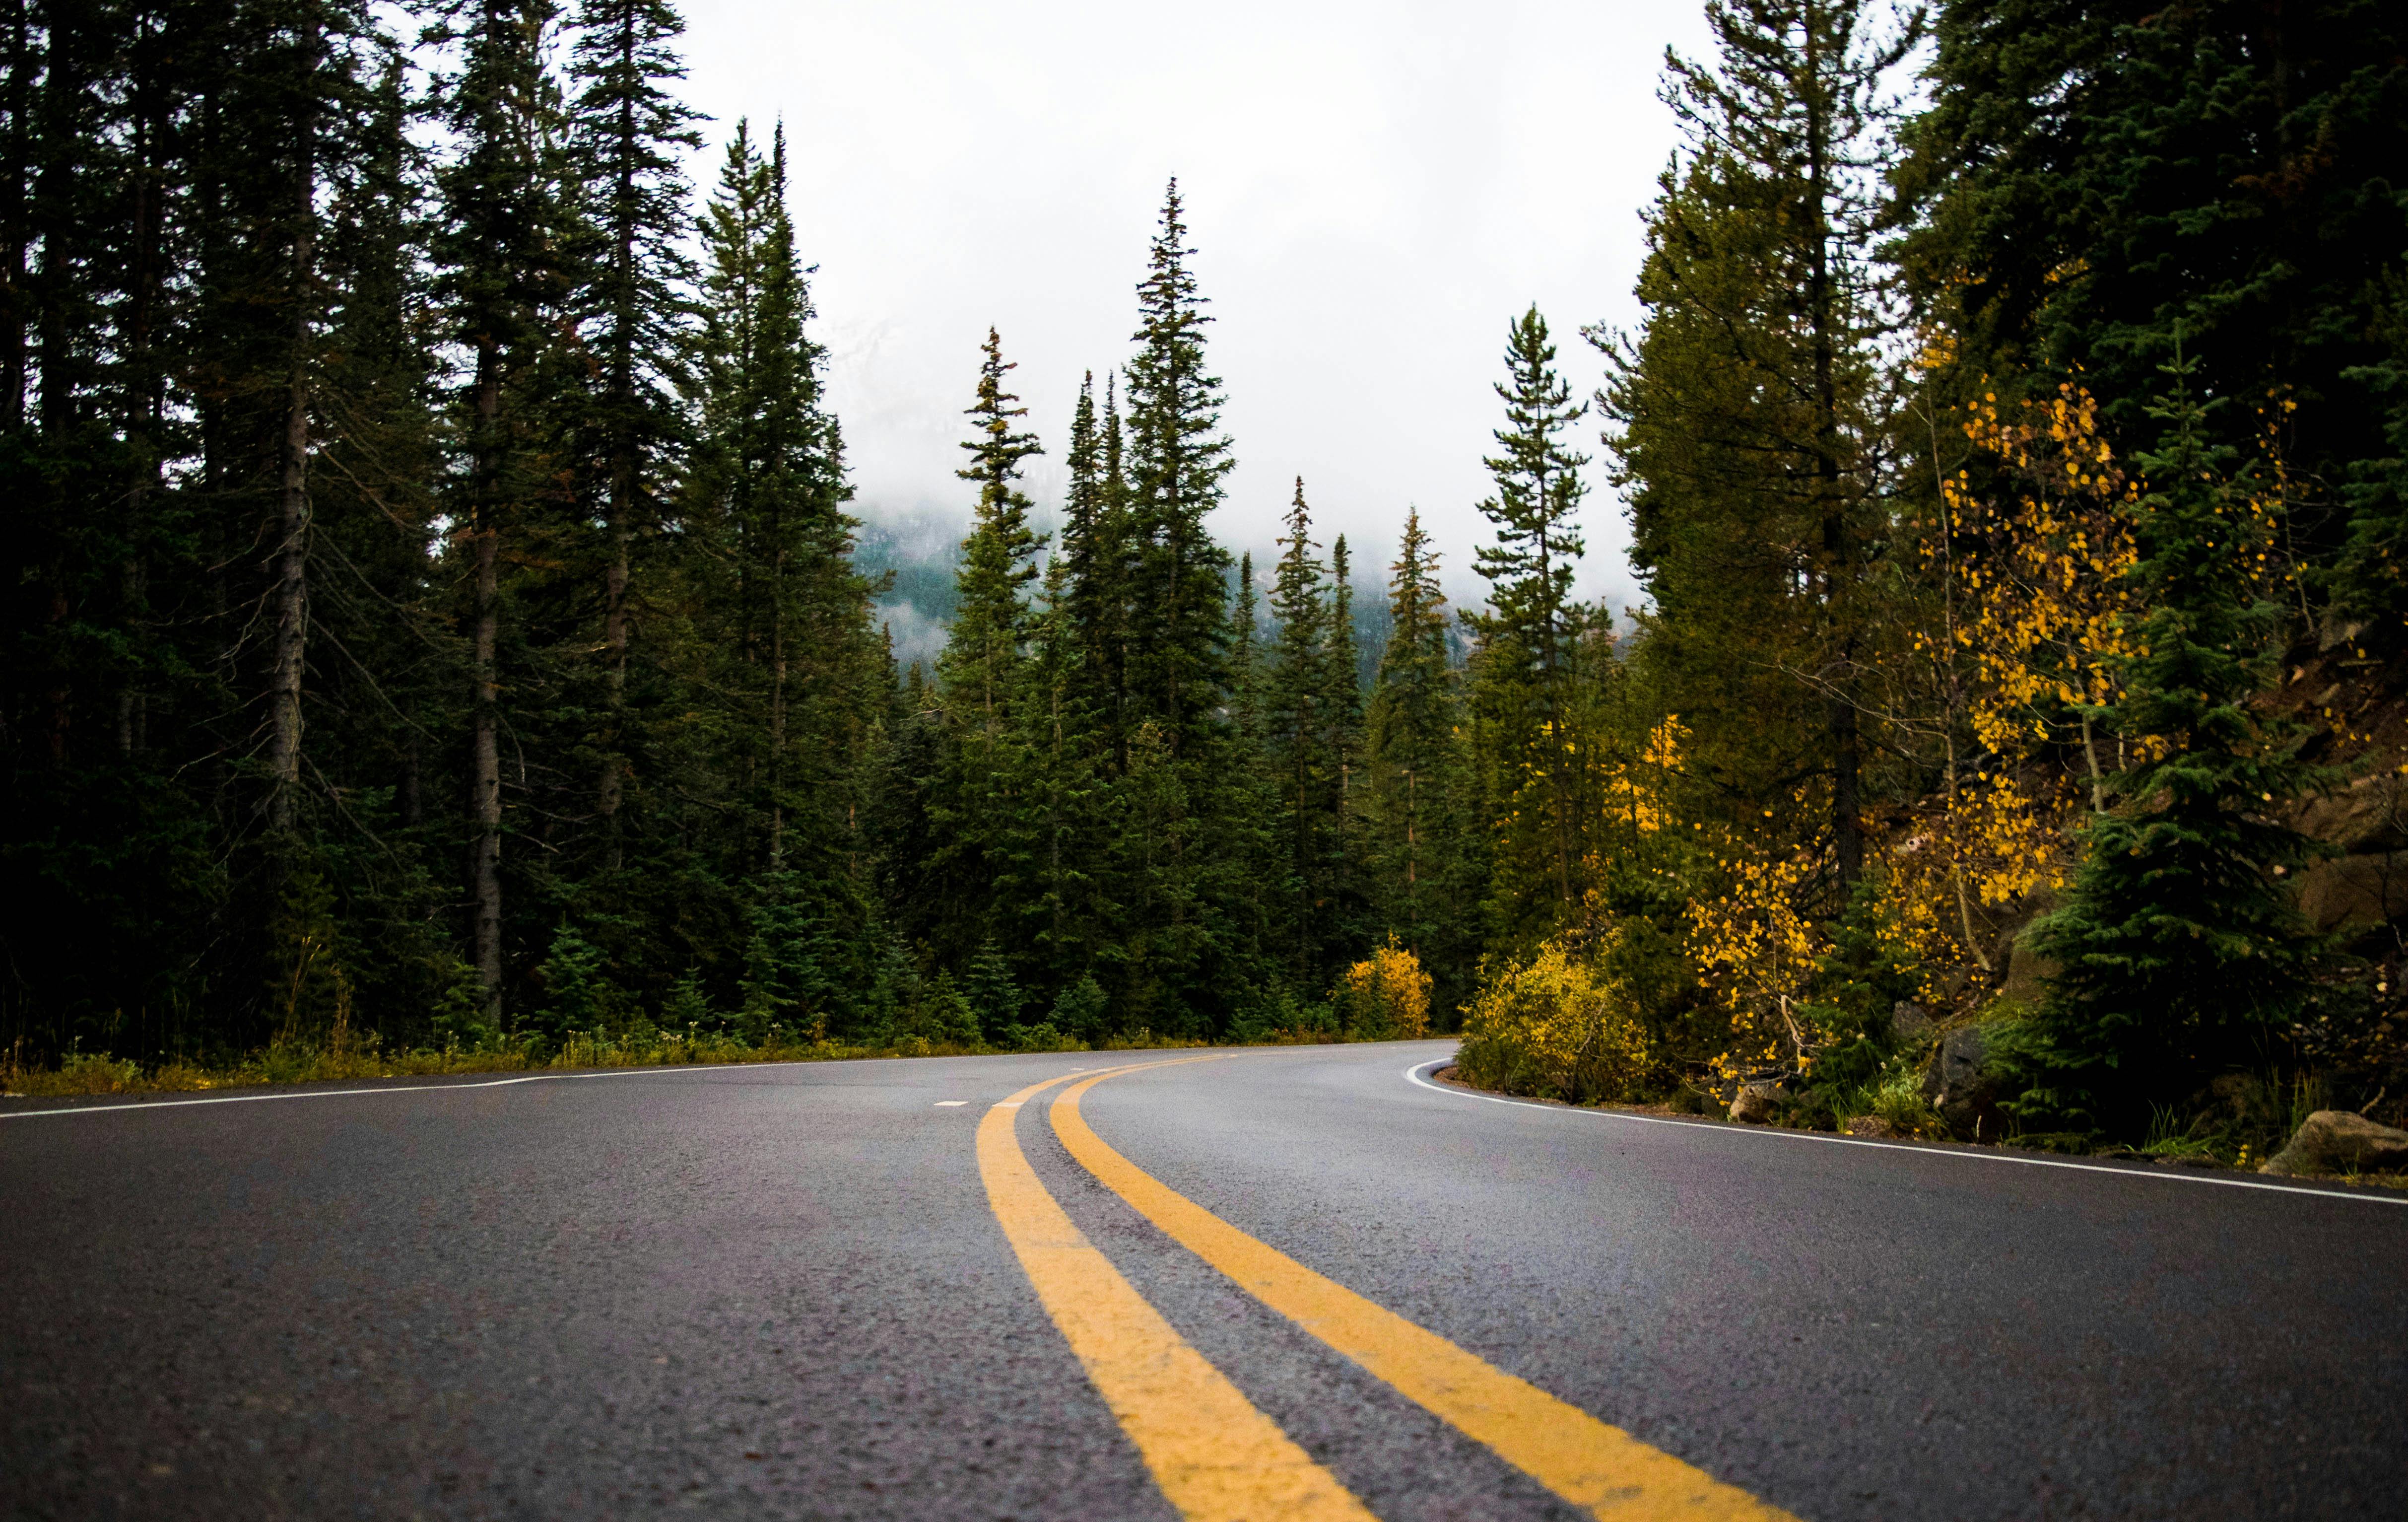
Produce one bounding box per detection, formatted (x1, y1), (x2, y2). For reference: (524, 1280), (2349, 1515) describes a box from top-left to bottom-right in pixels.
(5, 0), (2406, 1153)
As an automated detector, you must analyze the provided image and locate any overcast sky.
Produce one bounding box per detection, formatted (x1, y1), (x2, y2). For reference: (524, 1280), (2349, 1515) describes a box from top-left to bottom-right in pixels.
(677, 0), (1717, 653)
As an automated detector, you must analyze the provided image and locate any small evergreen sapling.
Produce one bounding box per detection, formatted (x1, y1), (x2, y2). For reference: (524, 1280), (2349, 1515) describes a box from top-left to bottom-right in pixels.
(962, 939), (1025, 1040)
(1796, 881), (1919, 1098)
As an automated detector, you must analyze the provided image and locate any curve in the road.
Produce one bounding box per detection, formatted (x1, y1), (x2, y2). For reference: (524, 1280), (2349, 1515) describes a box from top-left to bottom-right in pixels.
(977, 1058), (1379, 1522)
(1049, 1063), (1796, 1522)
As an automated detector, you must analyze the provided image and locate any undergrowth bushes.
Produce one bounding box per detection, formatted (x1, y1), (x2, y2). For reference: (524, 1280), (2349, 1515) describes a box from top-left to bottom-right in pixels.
(1455, 934), (1652, 1104)
(0, 1023), (1224, 1099)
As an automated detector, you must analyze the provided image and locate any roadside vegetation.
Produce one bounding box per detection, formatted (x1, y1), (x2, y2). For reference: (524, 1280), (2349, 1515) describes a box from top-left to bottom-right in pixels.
(4, 0), (2402, 1177)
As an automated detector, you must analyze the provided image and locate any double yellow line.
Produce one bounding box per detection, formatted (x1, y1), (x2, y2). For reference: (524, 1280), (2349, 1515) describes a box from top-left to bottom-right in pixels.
(977, 1058), (1797, 1522)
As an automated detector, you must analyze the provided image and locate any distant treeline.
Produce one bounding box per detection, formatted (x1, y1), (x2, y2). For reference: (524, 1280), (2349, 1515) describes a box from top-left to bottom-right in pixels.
(5, 0), (2405, 1145)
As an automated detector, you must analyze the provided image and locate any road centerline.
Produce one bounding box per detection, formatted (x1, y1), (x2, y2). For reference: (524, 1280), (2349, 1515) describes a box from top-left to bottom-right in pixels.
(1052, 1064), (1799, 1522)
(976, 1060), (1380, 1522)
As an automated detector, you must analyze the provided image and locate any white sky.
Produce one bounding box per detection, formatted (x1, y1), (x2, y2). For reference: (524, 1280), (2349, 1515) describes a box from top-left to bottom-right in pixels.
(677, 0), (1717, 650)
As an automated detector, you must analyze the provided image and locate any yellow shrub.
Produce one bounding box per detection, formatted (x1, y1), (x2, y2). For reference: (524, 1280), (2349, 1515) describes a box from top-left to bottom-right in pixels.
(1335, 938), (1432, 1039)
(1455, 934), (1650, 1104)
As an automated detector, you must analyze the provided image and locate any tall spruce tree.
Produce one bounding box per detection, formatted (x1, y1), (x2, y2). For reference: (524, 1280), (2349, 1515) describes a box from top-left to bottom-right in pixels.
(1264, 479), (1336, 981)
(1366, 509), (1458, 955)
(561, 0), (700, 853)
(1121, 179), (1232, 755)
(432, 0), (572, 1023)
(1468, 305), (1595, 934)
(2004, 362), (2330, 1136)
(1602, 0), (1915, 903)
(686, 120), (882, 1014)
(941, 327), (1045, 730)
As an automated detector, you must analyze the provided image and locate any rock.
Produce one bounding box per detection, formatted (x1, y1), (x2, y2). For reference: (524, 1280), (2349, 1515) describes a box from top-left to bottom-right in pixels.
(1729, 1081), (1788, 1124)
(1921, 1025), (2007, 1142)
(1890, 1000), (1937, 1043)
(2261, 1110), (2408, 1177)
(2290, 773), (2407, 855)
(2294, 852), (2408, 935)
(1847, 1115), (1899, 1139)
(1921, 1026), (1988, 1105)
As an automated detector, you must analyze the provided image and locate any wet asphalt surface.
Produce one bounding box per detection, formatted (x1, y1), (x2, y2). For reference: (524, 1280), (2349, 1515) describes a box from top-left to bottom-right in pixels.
(3, 1041), (2404, 1520)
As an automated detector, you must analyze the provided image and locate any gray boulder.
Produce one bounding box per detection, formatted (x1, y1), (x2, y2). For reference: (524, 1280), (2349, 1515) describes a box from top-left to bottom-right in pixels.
(1890, 1000), (1937, 1043)
(2261, 1110), (2408, 1177)
(1921, 1026), (1988, 1105)
(1729, 1081), (1788, 1125)
(1921, 1025), (2007, 1142)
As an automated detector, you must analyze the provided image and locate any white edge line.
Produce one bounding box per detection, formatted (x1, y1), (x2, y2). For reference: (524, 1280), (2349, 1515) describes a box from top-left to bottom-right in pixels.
(1, 1053), (1123, 1121)
(0, 1062), (802, 1118)
(1403, 1056), (2408, 1208)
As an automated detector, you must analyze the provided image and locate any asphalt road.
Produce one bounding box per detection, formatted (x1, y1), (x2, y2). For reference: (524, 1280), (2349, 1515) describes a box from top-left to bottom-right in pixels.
(4, 1041), (2404, 1520)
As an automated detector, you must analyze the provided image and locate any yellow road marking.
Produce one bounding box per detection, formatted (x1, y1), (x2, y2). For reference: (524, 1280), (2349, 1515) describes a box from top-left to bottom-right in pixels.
(978, 1064), (1380, 1522)
(1051, 1068), (1800, 1522)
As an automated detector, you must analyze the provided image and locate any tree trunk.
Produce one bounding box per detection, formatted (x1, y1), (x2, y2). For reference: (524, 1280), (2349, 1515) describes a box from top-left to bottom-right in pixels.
(267, 115), (315, 834)
(471, 340), (505, 1026)
(1803, 9), (1863, 894)
(768, 547), (786, 866)
(597, 16), (640, 861)
(118, 21), (164, 759)
(601, 494), (627, 853)
(0, 0), (29, 435)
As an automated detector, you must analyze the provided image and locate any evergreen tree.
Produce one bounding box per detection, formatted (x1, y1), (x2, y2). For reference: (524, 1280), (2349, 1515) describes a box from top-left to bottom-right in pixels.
(1467, 305), (1596, 936)
(1366, 509), (1459, 956)
(1322, 533), (1370, 966)
(2003, 363), (2331, 1136)
(1121, 179), (1233, 754)
(941, 326), (1045, 730)
(1898, 0), (2408, 628)
(1264, 479), (1337, 981)
(432, 0), (573, 1024)
(560, 0), (701, 850)
(1015, 552), (1109, 993)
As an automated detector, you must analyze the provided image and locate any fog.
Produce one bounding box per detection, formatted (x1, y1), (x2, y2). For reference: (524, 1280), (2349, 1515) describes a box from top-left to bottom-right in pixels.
(678, 0), (1716, 658)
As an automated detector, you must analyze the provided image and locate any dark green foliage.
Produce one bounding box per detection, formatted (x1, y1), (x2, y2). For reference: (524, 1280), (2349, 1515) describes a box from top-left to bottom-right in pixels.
(1897, 0), (2408, 597)
(1466, 306), (1600, 941)
(1797, 881), (1918, 1096)
(1047, 975), (1109, 1044)
(533, 920), (625, 1046)
(1365, 508), (1478, 1004)
(961, 938), (1024, 1040)
(2001, 367), (2333, 1136)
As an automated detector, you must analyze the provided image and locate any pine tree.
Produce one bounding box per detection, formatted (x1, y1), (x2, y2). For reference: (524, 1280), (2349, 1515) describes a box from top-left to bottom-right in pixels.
(1264, 479), (1335, 980)
(1604, 0), (1916, 905)
(1121, 179), (1232, 755)
(1230, 550), (1261, 741)
(433, 0), (573, 1024)
(1366, 509), (1458, 954)
(1467, 306), (1594, 930)
(2003, 362), (2331, 1137)
(941, 326), (1045, 731)
(1015, 552), (1108, 994)
(561, 0), (700, 851)
(1322, 533), (1369, 965)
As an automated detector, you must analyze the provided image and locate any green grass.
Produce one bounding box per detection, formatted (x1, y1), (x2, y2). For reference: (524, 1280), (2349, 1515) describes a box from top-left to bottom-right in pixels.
(0, 1019), (1447, 1100)
(0, 1025), (1229, 1100)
